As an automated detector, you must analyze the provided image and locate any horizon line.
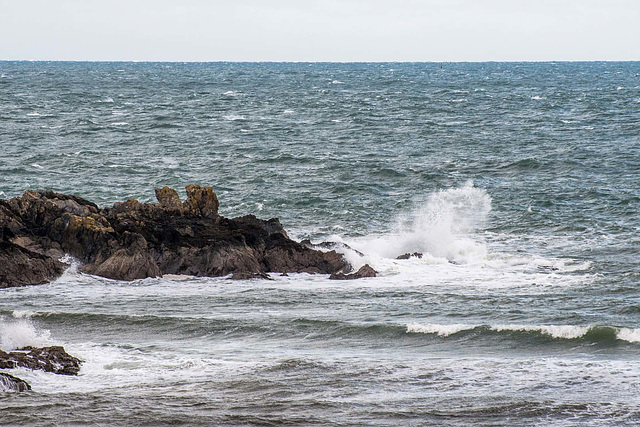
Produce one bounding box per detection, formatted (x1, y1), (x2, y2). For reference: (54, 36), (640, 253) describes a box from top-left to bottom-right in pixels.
(2, 59), (640, 64)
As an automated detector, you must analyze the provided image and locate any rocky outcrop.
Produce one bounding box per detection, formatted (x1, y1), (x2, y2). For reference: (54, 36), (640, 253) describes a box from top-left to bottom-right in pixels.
(0, 372), (31, 392)
(0, 186), (352, 286)
(0, 346), (81, 375)
(396, 252), (423, 260)
(329, 264), (377, 280)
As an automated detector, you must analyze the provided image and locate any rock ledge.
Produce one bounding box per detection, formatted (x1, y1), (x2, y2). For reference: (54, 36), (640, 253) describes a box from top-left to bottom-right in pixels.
(1, 186), (351, 286)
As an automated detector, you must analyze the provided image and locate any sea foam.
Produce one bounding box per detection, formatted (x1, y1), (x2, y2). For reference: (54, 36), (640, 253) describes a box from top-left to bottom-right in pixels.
(407, 323), (640, 343)
(350, 181), (491, 264)
(0, 313), (52, 351)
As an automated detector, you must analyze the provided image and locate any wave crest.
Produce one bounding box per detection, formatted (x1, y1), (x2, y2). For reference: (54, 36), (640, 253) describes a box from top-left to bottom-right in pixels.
(351, 181), (491, 263)
(406, 322), (640, 343)
(0, 312), (53, 351)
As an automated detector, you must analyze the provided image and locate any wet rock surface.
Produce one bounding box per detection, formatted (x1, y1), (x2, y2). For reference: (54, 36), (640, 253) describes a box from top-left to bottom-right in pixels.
(0, 346), (82, 375)
(396, 252), (423, 260)
(0, 372), (31, 392)
(1, 186), (352, 286)
(329, 264), (377, 280)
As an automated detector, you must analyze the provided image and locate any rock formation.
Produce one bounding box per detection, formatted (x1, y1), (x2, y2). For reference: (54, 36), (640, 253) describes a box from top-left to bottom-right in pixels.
(396, 252), (423, 260)
(0, 346), (82, 375)
(0, 186), (351, 287)
(0, 372), (31, 392)
(329, 264), (377, 280)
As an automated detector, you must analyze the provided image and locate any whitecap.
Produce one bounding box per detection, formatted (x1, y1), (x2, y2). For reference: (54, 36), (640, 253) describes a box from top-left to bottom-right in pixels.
(406, 323), (474, 336)
(283, 109), (294, 114)
(617, 328), (640, 343)
(31, 163), (44, 169)
(347, 181), (491, 265)
(224, 114), (245, 121)
(27, 112), (41, 117)
(406, 322), (640, 343)
(331, 80), (344, 84)
(531, 96), (546, 100)
(112, 122), (129, 126)
(493, 324), (589, 339)
(0, 314), (53, 351)
(12, 310), (35, 319)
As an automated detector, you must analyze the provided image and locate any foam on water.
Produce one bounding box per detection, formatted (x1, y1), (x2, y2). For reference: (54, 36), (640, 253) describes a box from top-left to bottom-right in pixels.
(223, 114), (245, 121)
(407, 323), (640, 343)
(0, 312), (53, 351)
(348, 182), (491, 264)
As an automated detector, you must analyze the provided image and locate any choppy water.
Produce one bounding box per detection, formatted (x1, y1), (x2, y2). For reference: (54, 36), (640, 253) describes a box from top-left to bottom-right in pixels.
(1, 61), (640, 425)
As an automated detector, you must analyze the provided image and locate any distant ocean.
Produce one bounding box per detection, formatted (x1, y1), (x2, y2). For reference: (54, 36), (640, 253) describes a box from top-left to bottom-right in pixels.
(1, 61), (639, 425)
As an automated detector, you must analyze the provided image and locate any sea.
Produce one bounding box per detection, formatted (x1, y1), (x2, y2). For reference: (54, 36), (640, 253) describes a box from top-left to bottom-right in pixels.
(1, 61), (639, 425)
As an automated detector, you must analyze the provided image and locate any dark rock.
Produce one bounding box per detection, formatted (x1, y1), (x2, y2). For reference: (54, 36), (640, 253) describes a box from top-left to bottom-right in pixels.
(396, 252), (423, 260)
(0, 372), (31, 392)
(301, 239), (365, 257)
(0, 346), (81, 375)
(0, 241), (65, 288)
(0, 186), (351, 285)
(329, 264), (377, 280)
(230, 271), (273, 280)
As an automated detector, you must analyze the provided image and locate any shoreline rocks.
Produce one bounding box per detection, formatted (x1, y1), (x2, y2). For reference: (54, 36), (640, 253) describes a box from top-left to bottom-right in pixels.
(1, 186), (352, 287)
(0, 346), (82, 376)
(329, 264), (377, 280)
(0, 346), (82, 392)
(0, 372), (31, 392)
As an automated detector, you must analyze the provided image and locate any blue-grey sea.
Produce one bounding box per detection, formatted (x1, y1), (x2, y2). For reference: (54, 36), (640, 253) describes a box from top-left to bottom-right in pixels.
(1, 61), (639, 425)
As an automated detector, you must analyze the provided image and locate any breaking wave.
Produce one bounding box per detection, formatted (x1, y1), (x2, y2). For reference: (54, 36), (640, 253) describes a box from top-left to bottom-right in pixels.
(407, 323), (640, 344)
(349, 181), (491, 264)
(0, 311), (53, 351)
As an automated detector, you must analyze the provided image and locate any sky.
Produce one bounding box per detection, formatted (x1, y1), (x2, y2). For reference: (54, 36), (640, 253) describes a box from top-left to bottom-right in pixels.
(1, 0), (639, 62)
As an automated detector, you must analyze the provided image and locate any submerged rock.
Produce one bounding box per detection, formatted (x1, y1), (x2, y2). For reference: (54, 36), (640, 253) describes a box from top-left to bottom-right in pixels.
(329, 264), (377, 280)
(396, 252), (423, 260)
(0, 372), (31, 392)
(0, 186), (352, 286)
(0, 346), (82, 375)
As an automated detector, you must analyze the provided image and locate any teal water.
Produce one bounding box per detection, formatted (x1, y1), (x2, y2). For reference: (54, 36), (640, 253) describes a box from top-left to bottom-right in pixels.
(1, 62), (640, 425)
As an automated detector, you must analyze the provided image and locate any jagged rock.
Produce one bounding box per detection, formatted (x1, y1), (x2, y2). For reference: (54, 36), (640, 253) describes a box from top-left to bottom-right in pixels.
(0, 346), (81, 375)
(183, 185), (219, 218)
(0, 186), (351, 285)
(0, 372), (31, 392)
(396, 252), (423, 260)
(329, 264), (377, 280)
(155, 186), (183, 212)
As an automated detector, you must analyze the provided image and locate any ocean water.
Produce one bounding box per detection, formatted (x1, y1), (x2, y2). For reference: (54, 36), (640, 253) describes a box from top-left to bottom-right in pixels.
(1, 61), (639, 425)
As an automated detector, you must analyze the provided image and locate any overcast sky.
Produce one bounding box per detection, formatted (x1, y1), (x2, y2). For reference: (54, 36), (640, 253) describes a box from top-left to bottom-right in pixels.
(1, 0), (639, 61)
